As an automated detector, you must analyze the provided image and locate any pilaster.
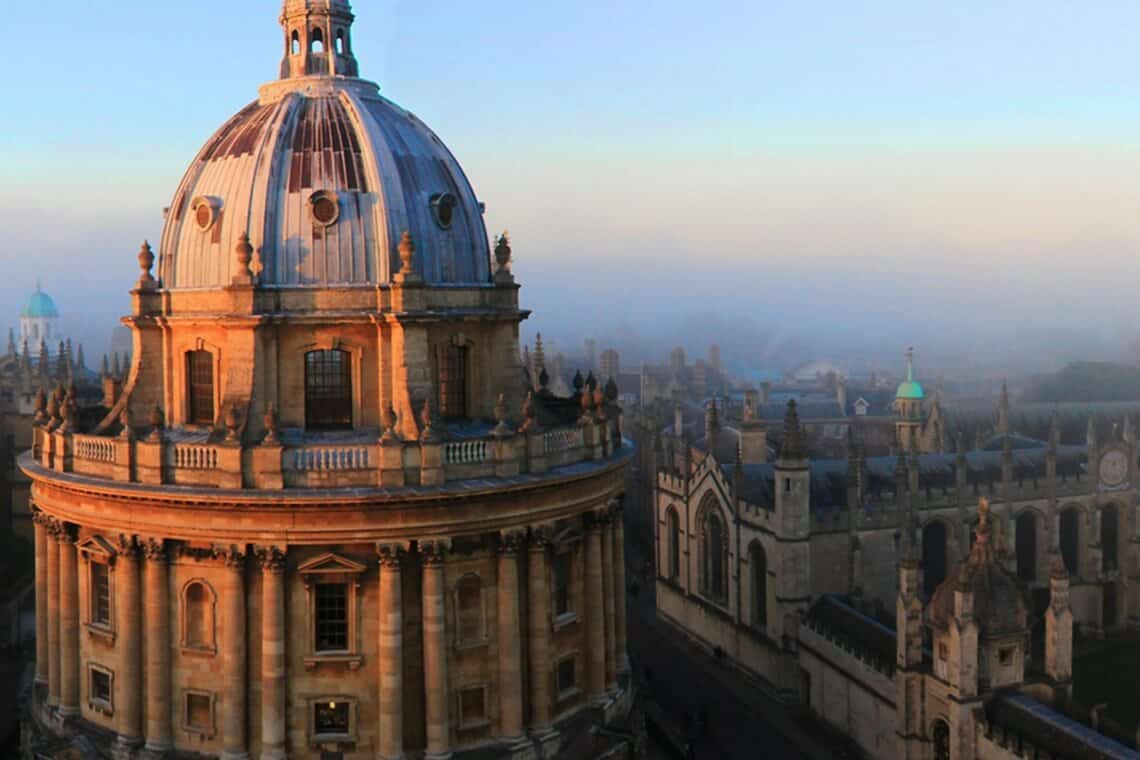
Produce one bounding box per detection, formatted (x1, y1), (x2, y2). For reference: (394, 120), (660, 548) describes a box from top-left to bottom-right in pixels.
(45, 519), (60, 707)
(257, 546), (287, 760)
(601, 512), (617, 692)
(497, 531), (525, 744)
(421, 539), (453, 760)
(526, 527), (554, 736)
(58, 523), (79, 717)
(143, 538), (172, 753)
(33, 512), (48, 685)
(584, 513), (606, 699)
(217, 544), (250, 760)
(377, 542), (406, 760)
(114, 537), (143, 752)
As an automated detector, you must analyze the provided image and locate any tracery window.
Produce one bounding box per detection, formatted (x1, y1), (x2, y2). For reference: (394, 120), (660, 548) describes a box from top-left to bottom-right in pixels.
(699, 499), (728, 603)
(187, 350), (215, 425)
(305, 349), (352, 430)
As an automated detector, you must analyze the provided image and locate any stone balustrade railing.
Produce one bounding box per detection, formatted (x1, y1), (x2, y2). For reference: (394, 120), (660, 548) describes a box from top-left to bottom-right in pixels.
(37, 415), (623, 492)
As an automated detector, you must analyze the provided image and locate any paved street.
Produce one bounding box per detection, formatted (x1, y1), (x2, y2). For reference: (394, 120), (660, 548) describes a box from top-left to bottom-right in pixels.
(626, 544), (855, 760)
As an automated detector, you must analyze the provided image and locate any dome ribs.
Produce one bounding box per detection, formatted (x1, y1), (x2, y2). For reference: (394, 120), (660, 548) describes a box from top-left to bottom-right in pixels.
(284, 97), (367, 194)
(202, 103), (276, 162)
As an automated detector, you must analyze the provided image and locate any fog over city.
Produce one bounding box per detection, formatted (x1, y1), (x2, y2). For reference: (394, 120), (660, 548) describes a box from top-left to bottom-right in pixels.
(5, 0), (1140, 378)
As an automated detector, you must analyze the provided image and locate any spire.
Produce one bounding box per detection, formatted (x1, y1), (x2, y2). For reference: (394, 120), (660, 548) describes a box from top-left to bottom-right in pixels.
(279, 0), (360, 79)
(1049, 410), (1060, 451)
(779, 400), (806, 460)
(533, 334), (545, 379)
(998, 378), (1010, 435)
(4, 328), (13, 357)
(905, 346), (916, 383)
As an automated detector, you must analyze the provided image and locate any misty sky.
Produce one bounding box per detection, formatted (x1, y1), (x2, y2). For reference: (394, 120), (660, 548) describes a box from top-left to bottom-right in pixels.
(4, 1), (1140, 374)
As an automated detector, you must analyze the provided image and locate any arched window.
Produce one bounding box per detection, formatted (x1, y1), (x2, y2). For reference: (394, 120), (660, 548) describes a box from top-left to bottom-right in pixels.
(932, 719), (950, 760)
(922, 521), (948, 598)
(440, 344), (468, 419)
(183, 580), (216, 652)
(305, 349), (352, 430)
(1016, 511), (1037, 582)
(455, 574), (485, 645)
(186, 350), (215, 425)
(1060, 508), (1081, 576)
(1102, 504), (1119, 572)
(666, 508), (680, 580)
(699, 500), (727, 602)
(750, 542), (767, 628)
(336, 29), (345, 54)
(311, 27), (325, 53)
(291, 30), (301, 55)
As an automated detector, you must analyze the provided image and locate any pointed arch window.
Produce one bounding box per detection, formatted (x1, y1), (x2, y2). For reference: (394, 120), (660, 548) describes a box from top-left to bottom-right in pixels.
(311, 27), (325, 54)
(698, 498), (728, 603)
(665, 507), (680, 581)
(291, 30), (301, 55)
(187, 350), (215, 425)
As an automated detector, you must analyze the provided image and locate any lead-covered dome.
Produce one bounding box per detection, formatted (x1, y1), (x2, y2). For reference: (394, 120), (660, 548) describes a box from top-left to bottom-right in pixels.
(158, 1), (490, 290)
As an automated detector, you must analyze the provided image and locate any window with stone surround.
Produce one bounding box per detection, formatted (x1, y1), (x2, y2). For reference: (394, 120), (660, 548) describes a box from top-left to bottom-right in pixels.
(89, 665), (113, 714)
(439, 343), (469, 419)
(457, 685), (489, 730)
(309, 697), (356, 746)
(553, 550), (574, 621)
(455, 573), (487, 648)
(181, 579), (217, 654)
(78, 535), (116, 638)
(299, 553), (366, 668)
(665, 507), (680, 581)
(555, 653), (578, 700)
(186, 349), (215, 425)
(305, 349), (353, 431)
(183, 690), (215, 737)
(698, 496), (728, 604)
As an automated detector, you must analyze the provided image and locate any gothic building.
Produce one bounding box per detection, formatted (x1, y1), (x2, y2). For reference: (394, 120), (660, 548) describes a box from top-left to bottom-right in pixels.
(654, 364), (1139, 757)
(23, 3), (631, 758)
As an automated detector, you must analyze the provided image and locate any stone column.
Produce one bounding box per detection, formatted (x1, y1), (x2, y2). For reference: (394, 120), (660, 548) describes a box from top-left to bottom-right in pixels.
(584, 514), (606, 699)
(421, 540), (452, 760)
(33, 512), (48, 686)
(143, 539), (172, 753)
(45, 519), (60, 707)
(219, 545), (250, 760)
(601, 514), (617, 692)
(257, 546), (287, 760)
(526, 528), (553, 733)
(58, 524), (79, 717)
(377, 543), (405, 760)
(613, 503), (629, 674)
(115, 538), (143, 752)
(497, 531), (525, 743)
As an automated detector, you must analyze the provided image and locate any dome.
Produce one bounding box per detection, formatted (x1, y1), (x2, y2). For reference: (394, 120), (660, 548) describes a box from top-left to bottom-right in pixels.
(158, 18), (490, 290)
(928, 499), (1028, 637)
(21, 286), (58, 319)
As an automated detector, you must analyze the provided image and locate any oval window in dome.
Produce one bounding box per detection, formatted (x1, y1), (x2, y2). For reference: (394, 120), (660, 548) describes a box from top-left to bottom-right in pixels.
(310, 191), (340, 226)
(191, 196), (220, 231)
(431, 192), (458, 229)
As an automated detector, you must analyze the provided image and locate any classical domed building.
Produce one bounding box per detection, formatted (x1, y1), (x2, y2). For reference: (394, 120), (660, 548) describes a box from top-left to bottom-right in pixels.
(23, 2), (631, 758)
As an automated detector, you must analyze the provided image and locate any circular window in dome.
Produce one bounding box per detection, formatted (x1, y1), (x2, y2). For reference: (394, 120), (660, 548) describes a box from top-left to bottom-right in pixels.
(310, 191), (340, 226)
(190, 196), (220, 231)
(431, 192), (458, 229)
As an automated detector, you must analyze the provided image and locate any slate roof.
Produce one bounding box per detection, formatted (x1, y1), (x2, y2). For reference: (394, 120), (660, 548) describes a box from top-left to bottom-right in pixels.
(985, 693), (1139, 760)
(802, 594), (897, 676)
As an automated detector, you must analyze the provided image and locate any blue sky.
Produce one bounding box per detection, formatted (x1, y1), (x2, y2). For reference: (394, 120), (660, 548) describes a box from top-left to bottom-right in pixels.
(4, 1), (1140, 370)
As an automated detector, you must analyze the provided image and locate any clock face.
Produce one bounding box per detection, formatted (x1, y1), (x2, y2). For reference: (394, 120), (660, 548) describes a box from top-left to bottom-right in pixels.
(1100, 449), (1129, 487)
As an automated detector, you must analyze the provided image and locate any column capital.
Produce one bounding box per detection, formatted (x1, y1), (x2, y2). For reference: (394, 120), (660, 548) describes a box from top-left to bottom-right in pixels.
(419, 538), (451, 566)
(498, 529), (526, 556)
(50, 518), (76, 543)
(117, 535), (141, 561)
(31, 507), (49, 527)
(212, 543), (248, 569)
(607, 495), (624, 516)
(529, 524), (555, 550)
(376, 541), (408, 569)
(585, 509), (609, 531)
(255, 545), (287, 573)
(142, 538), (168, 562)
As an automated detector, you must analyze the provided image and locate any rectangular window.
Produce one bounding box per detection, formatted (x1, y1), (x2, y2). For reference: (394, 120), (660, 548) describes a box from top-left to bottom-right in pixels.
(314, 583), (349, 652)
(556, 656), (576, 696)
(305, 350), (353, 430)
(314, 700), (350, 735)
(90, 668), (111, 706)
(554, 552), (572, 617)
(459, 686), (487, 728)
(187, 350), (215, 425)
(186, 692), (213, 733)
(91, 562), (111, 626)
(439, 345), (468, 419)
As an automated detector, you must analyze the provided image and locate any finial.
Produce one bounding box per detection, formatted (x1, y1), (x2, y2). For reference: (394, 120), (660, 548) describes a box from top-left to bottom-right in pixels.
(780, 399), (806, 459)
(494, 232), (515, 285)
(119, 406), (133, 441)
(136, 241), (157, 290)
(381, 402), (400, 444)
(232, 234), (255, 286)
(604, 377), (619, 402)
(493, 393), (513, 437)
(905, 346), (915, 382)
(32, 388), (47, 425)
(539, 366), (549, 389)
(420, 397), (442, 443)
(148, 405), (165, 442)
(395, 231), (421, 283)
(572, 370), (584, 393)
(519, 390), (540, 433)
(224, 405), (242, 444)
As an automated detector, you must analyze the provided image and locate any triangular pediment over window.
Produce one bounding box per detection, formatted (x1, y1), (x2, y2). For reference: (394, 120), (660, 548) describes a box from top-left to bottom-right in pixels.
(297, 552), (367, 577)
(77, 535), (117, 562)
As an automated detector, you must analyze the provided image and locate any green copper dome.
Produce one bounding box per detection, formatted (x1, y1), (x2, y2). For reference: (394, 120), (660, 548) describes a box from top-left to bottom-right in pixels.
(896, 348), (924, 400)
(21, 285), (59, 319)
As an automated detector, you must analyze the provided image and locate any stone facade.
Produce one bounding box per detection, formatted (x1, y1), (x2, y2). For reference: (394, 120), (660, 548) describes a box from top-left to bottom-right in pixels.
(23, 3), (632, 758)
